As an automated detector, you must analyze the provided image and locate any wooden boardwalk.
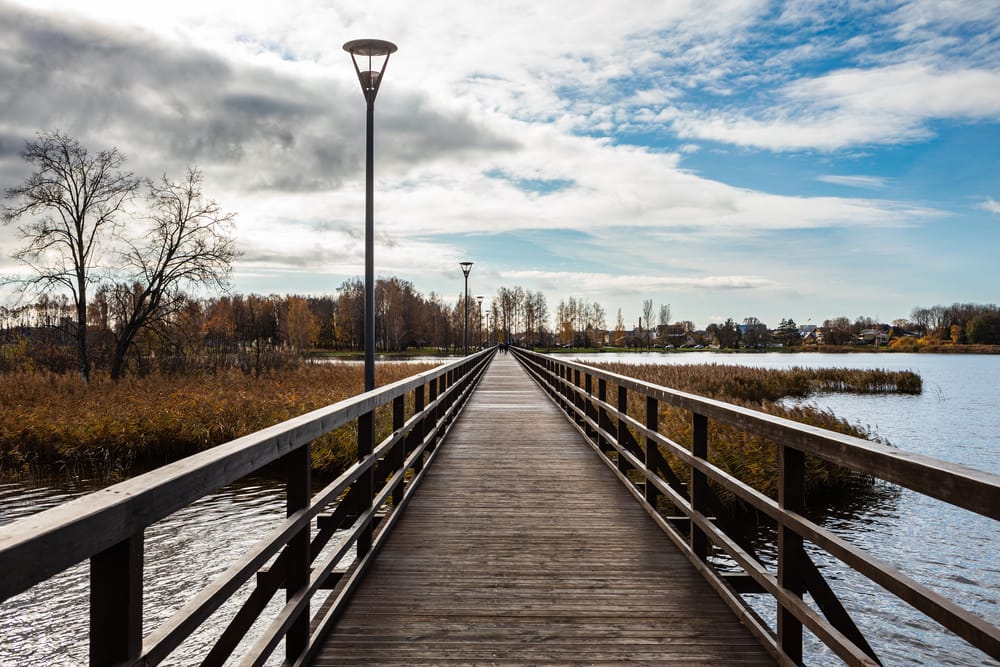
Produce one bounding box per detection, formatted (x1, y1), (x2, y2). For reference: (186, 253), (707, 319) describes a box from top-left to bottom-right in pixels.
(313, 354), (774, 665)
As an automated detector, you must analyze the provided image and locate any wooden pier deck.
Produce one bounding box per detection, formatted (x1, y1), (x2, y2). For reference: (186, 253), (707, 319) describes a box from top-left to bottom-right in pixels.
(313, 354), (774, 665)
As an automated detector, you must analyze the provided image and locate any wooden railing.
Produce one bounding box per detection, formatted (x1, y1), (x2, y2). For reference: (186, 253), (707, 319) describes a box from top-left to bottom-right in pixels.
(512, 347), (1000, 667)
(0, 347), (495, 666)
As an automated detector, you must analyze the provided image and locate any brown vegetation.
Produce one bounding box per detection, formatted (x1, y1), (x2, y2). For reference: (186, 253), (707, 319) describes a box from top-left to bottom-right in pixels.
(590, 362), (918, 505)
(0, 362), (438, 482)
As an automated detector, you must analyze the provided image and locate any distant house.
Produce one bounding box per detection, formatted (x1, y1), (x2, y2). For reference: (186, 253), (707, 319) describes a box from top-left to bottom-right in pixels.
(858, 327), (890, 346)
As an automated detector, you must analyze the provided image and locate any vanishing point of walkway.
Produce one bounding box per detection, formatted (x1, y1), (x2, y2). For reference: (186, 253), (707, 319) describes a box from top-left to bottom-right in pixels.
(314, 354), (774, 665)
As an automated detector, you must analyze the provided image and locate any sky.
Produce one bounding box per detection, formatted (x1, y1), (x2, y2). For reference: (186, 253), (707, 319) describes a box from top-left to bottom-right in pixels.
(0, 0), (998, 329)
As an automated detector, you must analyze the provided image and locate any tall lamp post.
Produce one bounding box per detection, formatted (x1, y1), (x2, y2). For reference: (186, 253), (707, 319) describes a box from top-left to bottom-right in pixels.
(476, 296), (484, 349)
(344, 38), (397, 392)
(460, 261), (473, 354)
(344, 37), (396, 567)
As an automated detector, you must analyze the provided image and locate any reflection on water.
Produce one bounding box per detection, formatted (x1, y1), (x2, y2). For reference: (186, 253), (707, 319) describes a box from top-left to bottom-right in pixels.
(0, 477), (296, 666)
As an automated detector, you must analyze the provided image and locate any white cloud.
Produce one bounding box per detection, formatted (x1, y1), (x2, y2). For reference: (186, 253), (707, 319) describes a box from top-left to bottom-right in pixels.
(2, 1), (997, 326)
(980, 197), (1000, 215)
(503, 270), (779, 300)
(818, 175), (889, 189)
(786, 64), (1000, 118)
(661, 63), (1000, 151)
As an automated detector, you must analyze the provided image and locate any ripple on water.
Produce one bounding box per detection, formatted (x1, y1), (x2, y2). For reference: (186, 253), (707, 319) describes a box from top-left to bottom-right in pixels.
(0, 476), (300, 666)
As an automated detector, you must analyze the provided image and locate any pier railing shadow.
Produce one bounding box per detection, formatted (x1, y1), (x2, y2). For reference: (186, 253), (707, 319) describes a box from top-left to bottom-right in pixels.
(512, 346), (1000, 666)
(0, 347), (495, 666)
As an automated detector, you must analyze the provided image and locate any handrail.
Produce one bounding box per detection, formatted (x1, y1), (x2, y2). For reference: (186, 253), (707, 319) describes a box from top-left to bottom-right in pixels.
(511, 347), (1000, 666)
(0, 347), (496, 666)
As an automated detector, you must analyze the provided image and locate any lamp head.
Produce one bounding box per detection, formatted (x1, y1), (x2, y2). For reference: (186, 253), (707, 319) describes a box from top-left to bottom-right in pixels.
(343, 39), (397, 101)
(460, 261), (473, 277)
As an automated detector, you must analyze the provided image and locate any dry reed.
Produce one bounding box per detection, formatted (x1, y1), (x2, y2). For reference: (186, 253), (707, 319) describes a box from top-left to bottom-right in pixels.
(0, 362), (438, 481)
(589, 362), (917, 505)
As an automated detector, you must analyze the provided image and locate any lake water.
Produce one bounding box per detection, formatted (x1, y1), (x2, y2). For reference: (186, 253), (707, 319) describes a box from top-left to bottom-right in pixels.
(0, 477), (303, 666)
(562, 351), (1000, 666)
(1, 352), (997, 665)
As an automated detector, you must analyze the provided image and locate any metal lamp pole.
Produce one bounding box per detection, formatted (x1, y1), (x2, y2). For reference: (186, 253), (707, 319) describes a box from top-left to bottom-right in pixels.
(460, 261), (473, 354)
(343, 37), (396, 569)
(344, 38), (397, 392)
(476, 295), (484, 349)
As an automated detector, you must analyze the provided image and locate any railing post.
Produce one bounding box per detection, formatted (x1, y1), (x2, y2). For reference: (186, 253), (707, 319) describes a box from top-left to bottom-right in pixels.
(559, 364), (573, 410)
(412, 384), (426, 473)
(555, 363), (564, 407)
(616, 385), (629, 474)
(90, 533), (143, 665)
(428, 377), (440, 452)
(690, 413), (709, 561)
(573, 369), (583, 425)
(778, 444), (807, 664)
(597, 378), (609, 453)
(584, 372), (596, 437)
(392, 395), (406, 506)
(645, 396), (659, 507)
(357, 410), (374, 557)
(285, 443), (311, 661)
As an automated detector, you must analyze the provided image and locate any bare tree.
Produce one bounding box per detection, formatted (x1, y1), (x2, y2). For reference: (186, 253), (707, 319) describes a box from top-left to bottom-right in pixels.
(642, 299), (654, 349)
(1, 131), (140, 382)
(107, 168), (238, 380)
(658, 303), (671, 327)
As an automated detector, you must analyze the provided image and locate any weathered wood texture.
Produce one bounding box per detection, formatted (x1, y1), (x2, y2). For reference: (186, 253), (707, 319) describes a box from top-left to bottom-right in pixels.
(313, 355), (774, 665)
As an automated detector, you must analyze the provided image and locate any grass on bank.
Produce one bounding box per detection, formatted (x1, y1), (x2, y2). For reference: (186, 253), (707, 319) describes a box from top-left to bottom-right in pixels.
(0, 362), (439, 482)
(589, 362), (920, 506)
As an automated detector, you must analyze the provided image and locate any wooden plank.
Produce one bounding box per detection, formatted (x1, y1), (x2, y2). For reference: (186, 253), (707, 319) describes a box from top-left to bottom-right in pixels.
(312, 355), (774, 665)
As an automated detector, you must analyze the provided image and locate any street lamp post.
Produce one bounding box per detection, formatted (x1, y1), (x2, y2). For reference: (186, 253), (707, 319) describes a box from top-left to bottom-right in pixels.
(344, 38), (397, 393)
(476, 296), (484, 349)
(343, 37), (396, 570)
(460, 261), (473, 354)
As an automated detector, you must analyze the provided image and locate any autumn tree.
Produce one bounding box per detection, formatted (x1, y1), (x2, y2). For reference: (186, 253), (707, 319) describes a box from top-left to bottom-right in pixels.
(1, 131), (141, 382)
(107, 168), (238, 380)
(282, 296), (319, 351)
(336, 279), (364, 350)
(821, 316), (853, 346)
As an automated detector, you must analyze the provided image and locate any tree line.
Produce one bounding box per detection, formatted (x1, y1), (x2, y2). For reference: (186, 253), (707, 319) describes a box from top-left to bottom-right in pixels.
(0, 280), (536, 377)
(0, 131), (563, 381)
(5, 133), (997, 382)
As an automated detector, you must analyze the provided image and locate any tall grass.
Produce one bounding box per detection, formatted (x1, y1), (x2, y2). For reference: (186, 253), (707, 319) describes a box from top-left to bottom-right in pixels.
(0, 363), (438, 482)
(589, 362), (918, 506)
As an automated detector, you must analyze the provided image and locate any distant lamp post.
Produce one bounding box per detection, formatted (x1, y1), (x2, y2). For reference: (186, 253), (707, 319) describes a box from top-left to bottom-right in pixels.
(344, 38), (397, 392)
(476, 295), (484, 349)
(460, 261), (473, 354)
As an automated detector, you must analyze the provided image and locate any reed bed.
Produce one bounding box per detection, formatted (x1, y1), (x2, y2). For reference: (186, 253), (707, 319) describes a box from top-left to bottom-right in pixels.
(589, 362), (918, 505)
(0, 363), (439, 482)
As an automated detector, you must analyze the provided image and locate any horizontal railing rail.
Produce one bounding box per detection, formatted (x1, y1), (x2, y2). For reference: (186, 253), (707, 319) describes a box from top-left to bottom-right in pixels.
(0, 347), (495, 666)
(511, 347), (1000, 667)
